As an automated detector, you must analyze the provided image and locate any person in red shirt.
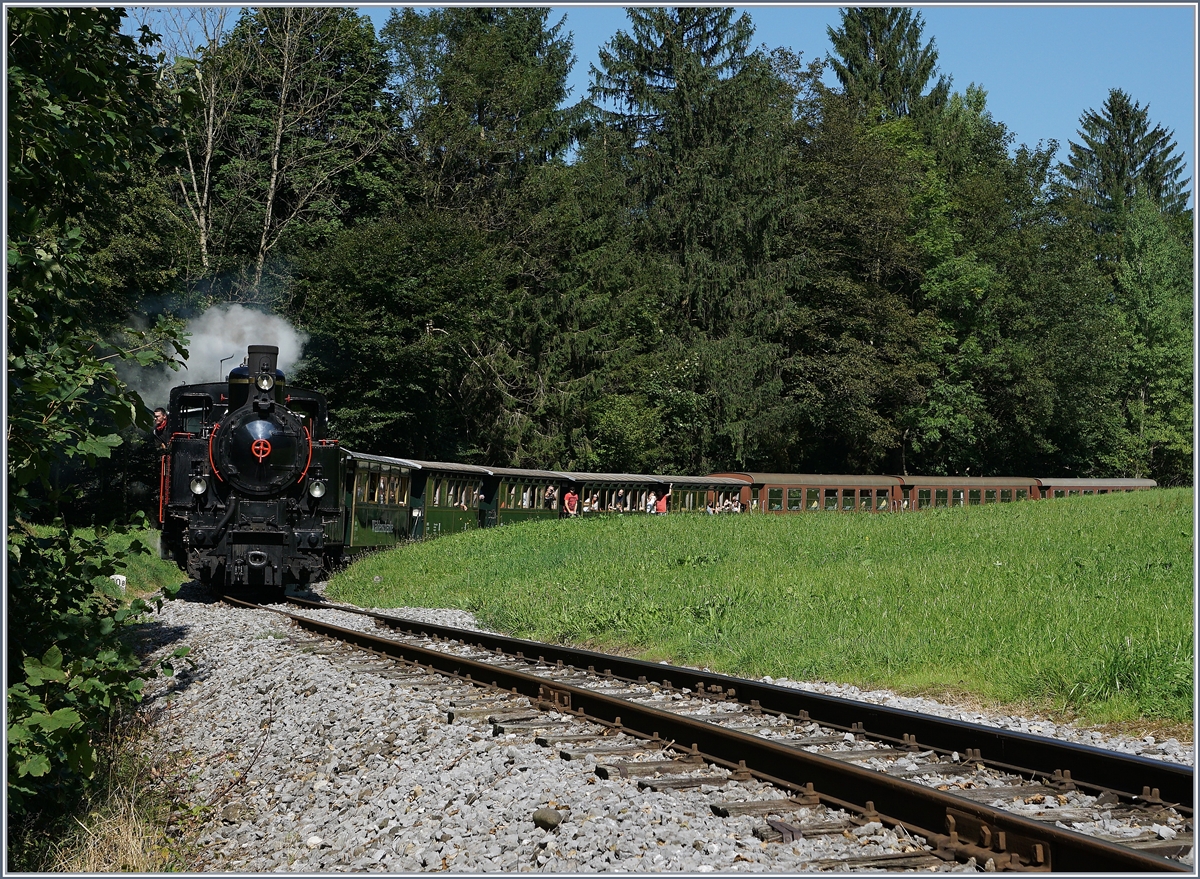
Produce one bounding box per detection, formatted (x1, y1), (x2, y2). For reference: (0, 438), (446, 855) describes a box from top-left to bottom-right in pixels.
(654, 485), (671, 514)
(563, 488), (579, 517)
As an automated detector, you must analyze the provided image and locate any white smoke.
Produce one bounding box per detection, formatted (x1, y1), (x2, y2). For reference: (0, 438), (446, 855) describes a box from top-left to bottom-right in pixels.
(122, 304), (309, 409)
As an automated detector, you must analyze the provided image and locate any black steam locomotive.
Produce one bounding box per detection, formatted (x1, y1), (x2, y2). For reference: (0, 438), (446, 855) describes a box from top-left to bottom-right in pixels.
(157, 345), (342, 598)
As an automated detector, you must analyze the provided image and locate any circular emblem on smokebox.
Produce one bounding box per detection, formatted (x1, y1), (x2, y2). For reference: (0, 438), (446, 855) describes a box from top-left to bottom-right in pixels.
(251, 438), (272, 462)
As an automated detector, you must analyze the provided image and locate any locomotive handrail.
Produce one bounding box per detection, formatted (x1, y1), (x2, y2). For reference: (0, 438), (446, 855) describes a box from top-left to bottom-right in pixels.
(297, 425), (313, 484)
(208, 422), (223, 481)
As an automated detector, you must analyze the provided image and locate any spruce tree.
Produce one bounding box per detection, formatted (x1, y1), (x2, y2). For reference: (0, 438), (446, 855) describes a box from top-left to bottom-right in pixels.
(825, 7), (949, 123)
(590, 7), (753, 143)
(1059, 88), (1190, 223)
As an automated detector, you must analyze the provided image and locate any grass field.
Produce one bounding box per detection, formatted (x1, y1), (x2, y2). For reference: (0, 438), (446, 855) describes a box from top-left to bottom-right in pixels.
(328, 488), (1194, 725)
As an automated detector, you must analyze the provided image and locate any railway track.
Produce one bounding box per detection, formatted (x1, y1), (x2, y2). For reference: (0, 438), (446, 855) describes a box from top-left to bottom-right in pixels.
(223, 593), (1192, 872)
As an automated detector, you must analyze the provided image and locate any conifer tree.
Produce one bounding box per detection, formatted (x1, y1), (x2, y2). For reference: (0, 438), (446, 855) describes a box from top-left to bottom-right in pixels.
(825, 7), (949, 123)
(1058, 88), (1190, 225)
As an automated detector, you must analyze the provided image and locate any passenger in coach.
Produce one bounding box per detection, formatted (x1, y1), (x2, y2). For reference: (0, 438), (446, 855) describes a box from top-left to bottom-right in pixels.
(563, 487), (579, 517)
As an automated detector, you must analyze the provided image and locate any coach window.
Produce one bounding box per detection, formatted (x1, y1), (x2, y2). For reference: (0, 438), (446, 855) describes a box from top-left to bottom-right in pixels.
(432, 478), (443, 507)
(999, 488), (1012, 502)
(786, 488), (802, 511)
(934, 489), (948, 508)
(1016, 489), (1029, 501)
(354, 470), (367, 503)
(968, 489), (981, 506)
(918, 489), (932, 510)
(822, 489), (837, 511)
(876, 489), (889, 511)
(803, 488), (817, 510)
(767, 488), (783, 511)
(841, 490), (855, 511)
(984, 489), (997, 504)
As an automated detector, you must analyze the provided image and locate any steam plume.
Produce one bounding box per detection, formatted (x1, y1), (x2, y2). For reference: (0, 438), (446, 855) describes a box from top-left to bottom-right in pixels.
(121, 304), (308, 409)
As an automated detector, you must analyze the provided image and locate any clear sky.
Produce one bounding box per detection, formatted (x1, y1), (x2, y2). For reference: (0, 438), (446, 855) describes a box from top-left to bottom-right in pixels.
(360, 4), (1196, 201)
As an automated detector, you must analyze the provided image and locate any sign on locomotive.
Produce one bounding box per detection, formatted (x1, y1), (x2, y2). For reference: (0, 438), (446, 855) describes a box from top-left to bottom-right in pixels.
(156, 344), (1156, 599)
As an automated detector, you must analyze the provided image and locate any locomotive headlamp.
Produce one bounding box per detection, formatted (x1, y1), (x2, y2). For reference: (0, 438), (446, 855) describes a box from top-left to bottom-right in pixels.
(308, 480), (327, 499)
(190, 476), (208, 495)
(255, 373), (276, 391)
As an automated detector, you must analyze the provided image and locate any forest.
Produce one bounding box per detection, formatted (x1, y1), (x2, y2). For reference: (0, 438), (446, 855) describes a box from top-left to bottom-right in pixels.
(15, 5), (1197, 493)
(3, 5), (1193, 826)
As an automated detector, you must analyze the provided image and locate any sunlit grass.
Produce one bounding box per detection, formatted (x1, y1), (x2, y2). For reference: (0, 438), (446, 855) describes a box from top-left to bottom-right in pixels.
(329, 489), (1193, 723)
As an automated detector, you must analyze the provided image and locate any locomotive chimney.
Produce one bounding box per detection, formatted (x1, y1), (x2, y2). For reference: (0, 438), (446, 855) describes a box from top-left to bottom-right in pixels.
(247, 345), (279, 378)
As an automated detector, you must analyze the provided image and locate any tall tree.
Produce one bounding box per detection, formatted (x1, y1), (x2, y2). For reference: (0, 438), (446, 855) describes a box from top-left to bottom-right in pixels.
(825, 7), (950, 124)
(590, 6), (753, 142)
(588, 9), (801, 472)
(216, 7), (389, 299)
(1107, 194), (1193, 482)
(1060, 89), (1190, 217)
(1057, 88), (1190, 266)
(155, 8), (249, 280)
(382, 7), (581, 220)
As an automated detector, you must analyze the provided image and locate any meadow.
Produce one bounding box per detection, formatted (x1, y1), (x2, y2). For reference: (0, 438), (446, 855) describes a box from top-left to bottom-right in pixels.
(328, 488), (1194, 724)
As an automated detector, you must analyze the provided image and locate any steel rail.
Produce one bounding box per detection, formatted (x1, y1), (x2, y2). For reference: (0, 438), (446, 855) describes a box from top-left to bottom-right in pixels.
(285, 595), (1193, 812)
(237, 597), (1186, 872)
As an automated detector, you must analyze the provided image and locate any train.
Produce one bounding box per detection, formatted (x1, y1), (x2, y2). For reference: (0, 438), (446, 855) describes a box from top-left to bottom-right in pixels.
(155, 344), (1157, 598)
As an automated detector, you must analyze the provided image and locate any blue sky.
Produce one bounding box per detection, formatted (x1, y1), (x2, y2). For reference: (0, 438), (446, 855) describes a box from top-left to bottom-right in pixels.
(361, 4), (1196, 200)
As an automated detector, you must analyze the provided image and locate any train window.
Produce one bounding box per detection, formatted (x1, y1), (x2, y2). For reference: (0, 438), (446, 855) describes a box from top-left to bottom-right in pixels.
(841, 490), (854, 511)
(876, 489), (890, 510)
(984, 489), (997, 503)
(432, 479), (443, 507)
(859, 492), (871, 510)
(768, 488), (783, 511)
(1053, 489), (1065, 498)
(354, 471), (367, 503)
(824, 489), (838, 511)
(1016, 489), (1029, 500)
(950, 489), (963, 507)
(787, 489), (802, 511)
(999, 488), (1011, 502)
(918, 489), (931, 510)
(968, 489), (981, 506)
(935, 489), (948, 508)
(807, 488), (820, 510)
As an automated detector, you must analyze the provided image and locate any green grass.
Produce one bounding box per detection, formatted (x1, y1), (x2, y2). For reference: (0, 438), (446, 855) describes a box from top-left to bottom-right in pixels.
(329, 489), (1194, 724)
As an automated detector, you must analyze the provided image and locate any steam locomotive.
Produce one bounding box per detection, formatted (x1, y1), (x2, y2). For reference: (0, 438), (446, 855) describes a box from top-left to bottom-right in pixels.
(157, 345), (342, 598)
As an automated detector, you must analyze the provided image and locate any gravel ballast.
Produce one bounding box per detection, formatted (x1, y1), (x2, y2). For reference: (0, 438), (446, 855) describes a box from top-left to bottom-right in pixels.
(139, 586), (1192, 872)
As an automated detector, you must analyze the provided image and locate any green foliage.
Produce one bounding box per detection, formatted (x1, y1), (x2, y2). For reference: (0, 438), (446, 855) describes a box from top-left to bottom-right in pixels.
(6, 523), (190, 814)
(1106, 195), (1193, 483)
(330, 489), (1193, 724)
(7, 7), (189, 816)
